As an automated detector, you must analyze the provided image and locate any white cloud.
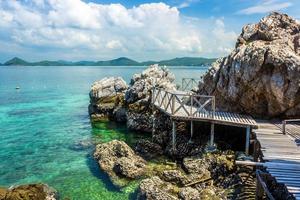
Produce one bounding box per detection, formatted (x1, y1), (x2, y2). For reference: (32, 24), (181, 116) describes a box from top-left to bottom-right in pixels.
(238, 0), (292, 15)
(177, 0), (200, 9)
(0, 0), (237, 61)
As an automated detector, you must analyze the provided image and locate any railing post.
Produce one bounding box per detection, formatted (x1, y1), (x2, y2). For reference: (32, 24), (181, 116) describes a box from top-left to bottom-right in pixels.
(172, 120), (176, 152)
(190, 95), (193, 116)
(282, 120), (286, 135)
(210, 123), (214, 146)
(256, 170), (264, 200)
(171, 94), (175, 115)
(152, 87), (155, 104)
(212, 96), (215, 119)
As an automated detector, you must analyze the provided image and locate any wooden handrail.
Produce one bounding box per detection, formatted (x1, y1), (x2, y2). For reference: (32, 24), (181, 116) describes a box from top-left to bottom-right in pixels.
(256, 170), (275, 200)
(181, 78), (201, 91)
(152, 87), (215, 118)
(282, 119), (300, 135)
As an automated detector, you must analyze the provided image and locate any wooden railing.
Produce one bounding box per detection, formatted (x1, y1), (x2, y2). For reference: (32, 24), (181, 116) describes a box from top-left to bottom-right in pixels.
(181, 78), (201, 91)
(256, 170), (275, 200)
(282, 119), (300, 135)
(152, 87), (215, 118)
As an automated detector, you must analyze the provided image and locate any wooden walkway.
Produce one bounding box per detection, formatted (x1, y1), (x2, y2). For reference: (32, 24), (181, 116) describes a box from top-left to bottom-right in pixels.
(254, 121), (300, 199)
(151, 88), (257, 154)
(152, 88), (257, 128)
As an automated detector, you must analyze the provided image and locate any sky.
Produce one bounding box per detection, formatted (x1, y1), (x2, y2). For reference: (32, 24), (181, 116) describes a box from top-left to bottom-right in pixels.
(0, 0), (299, 62)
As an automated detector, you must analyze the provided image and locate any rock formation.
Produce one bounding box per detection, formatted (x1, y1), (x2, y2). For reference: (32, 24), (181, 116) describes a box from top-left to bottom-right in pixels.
(93, 140), (147, 187)
(89, 64), (176, 132)
(137, 151), (240, 200)
(0, 184), (57, 200)
(89, 77), (128, 122)
(198, 12), (300, 118)
(125, 65), (176, 132)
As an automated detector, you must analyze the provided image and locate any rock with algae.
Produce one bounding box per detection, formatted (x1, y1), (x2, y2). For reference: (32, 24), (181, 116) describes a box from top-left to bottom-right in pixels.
(0, 184), (57, 200)
(93, 140), (147, 187)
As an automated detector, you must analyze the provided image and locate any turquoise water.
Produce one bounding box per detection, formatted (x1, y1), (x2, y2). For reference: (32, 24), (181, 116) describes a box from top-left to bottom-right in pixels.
(0, 66), (207, 199)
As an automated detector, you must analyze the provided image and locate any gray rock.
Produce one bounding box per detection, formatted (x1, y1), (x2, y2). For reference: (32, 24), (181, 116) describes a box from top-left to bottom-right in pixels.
(179, 187), (200, 200)
(89, 77), (128, 121)
(90, 77), (128, 100)
(93, 140), (147, 187)
(135, 139), (163, 160)
(125, 64), (176, 104)
(199, 12), (300, 118)
(138, 176), (178, 200)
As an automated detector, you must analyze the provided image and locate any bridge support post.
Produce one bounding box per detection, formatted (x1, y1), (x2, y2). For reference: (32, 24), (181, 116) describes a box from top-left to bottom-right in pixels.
(189, 121), (194, 143)
(152, 112), (155, 142)
(210, 123), (214, 146)
(245, 126), (250, 155)
(172, 120), (176, 152)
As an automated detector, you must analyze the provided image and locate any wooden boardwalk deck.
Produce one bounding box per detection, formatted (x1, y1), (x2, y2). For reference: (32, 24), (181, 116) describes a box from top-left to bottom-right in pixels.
(152, 88), (257, 128)
(151, 88), (257, 154)
(254, 121), (300, 199)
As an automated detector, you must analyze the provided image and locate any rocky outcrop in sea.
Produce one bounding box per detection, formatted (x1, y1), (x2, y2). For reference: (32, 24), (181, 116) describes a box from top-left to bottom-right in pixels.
(89, 64), (176, 131)
(198, 12), (300, 118)
(89, 77), (128, 122)
(0, 184), (57, 200)
(94, 140), (147, 187)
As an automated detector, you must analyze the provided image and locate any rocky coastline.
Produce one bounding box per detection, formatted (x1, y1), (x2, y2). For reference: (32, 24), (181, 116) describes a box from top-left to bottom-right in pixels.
(89, 64), (258, 199)
(89, 12), (299, 200)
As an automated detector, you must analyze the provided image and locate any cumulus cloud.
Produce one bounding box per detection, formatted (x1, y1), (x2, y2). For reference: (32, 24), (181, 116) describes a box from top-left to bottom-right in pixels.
(0, 0), (237, 61)
(238, 0), (292, 15)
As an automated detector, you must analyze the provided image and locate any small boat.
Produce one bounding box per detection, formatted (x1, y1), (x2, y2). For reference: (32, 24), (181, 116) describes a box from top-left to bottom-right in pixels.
(15, 86), (20, 90)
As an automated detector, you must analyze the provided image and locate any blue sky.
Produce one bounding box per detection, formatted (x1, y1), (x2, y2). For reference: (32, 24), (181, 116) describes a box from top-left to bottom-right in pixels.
(0, 0), (299, 62)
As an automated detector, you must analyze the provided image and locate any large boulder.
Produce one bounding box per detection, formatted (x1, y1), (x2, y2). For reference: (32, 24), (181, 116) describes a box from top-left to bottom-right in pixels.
(198, 12), (300, 118)
(125, 65), (176, 132)
(89, 77), (128, 122)
(0, 184), (57, 200)
(93, 140), (147, 187)
(125, 64), (176, 104)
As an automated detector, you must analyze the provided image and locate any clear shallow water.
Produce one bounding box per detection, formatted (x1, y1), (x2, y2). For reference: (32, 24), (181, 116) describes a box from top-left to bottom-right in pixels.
(0, 65), (207, 199)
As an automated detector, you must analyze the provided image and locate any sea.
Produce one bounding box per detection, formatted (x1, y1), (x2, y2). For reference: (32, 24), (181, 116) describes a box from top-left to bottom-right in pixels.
(0, 65), (207, 200)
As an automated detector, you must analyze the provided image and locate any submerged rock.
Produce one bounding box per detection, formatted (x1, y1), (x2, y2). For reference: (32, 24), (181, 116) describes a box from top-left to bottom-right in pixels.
(89, 77), (128, 122)
(93, 140), (146, 187)
(0, 184), (57, 200)
(198, 12), (300, 118)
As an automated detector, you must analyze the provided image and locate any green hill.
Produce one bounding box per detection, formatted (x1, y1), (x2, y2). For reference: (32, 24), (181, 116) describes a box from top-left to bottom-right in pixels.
(142, 57), (216, 66)
(4, 57), (29, 66)
(95, 57), (140, 66)
(3, 56), (216, 66)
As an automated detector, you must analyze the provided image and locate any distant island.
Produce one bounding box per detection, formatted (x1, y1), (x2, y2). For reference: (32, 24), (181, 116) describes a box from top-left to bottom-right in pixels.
(1, 57), (216, 66)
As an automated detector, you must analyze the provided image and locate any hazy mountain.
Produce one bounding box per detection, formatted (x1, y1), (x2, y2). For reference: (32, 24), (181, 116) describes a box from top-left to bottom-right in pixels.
(141, 57), (216, 66)
(95, 57), (140, 66)
(4, 57), (29, 66)
(3, 56), (216, 66)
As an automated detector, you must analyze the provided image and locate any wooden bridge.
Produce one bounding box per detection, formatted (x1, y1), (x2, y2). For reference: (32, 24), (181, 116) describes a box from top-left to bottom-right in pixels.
(152, 77), (300, 199)
(151, 87), (257, 154)
(254, 121), (300, 199)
